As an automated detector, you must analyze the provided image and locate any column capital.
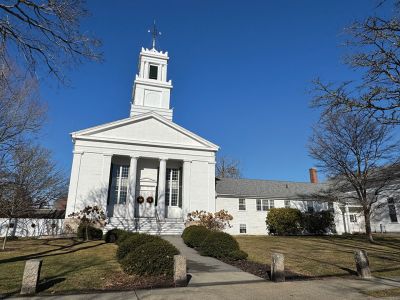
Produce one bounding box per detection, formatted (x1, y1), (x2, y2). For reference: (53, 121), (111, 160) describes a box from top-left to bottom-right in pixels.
(73, 151), (84, 155)
(183, 159), (192, 163)
(130, 155), (140, 160)
(159, 157), (168, 162)
(102, 153), (113, 157)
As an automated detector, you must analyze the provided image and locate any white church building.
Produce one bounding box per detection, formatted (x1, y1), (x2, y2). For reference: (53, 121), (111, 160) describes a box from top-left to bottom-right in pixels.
(64, 38), (400, 237)
(65, 46), (218, 234)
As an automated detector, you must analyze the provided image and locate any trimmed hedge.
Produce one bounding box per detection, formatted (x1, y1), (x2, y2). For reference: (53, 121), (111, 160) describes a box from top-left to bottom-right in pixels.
(116, 233), (160, 261)
(302, 211), (335, 234)
(77, 224), (103, 240)
(121, 239), (179, 276)
(228, 249), (248, 261)
(104, 229), (127, 243)
(116, 230), (137, 246)
(182, 225), (211, 248)
(266, 208), (303, 235)
(199, 231), (239, 258)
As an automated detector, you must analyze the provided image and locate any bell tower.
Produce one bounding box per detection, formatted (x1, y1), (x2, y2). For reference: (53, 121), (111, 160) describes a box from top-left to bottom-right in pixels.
(130, 23), (173, 120)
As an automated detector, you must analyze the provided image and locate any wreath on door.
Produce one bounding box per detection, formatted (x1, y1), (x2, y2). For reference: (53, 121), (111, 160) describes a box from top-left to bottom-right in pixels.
(137, 196), (144, 204)
(146, 196), (154, 204)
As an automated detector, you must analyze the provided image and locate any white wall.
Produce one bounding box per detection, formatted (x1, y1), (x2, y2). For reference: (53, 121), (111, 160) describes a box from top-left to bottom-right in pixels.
(66, 137), (216, 221)
(216, 196), (400, 236)
(0, 218), (65, 237)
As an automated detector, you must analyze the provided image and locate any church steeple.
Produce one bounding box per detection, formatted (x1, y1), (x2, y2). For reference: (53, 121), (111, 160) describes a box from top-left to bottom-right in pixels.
(130, 25), (173, 120)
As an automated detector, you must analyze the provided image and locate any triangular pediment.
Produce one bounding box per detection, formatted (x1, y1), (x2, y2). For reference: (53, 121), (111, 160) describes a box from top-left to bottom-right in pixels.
(72, 112), (218, 151)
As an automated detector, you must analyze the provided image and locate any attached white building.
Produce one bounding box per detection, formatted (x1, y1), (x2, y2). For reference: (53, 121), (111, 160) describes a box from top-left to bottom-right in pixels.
(65, 47), (218, 234)
(216, 174), (400, 235)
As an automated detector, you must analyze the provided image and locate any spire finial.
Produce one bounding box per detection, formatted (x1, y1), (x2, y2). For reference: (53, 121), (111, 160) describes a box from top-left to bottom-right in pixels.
(148, 20), (161, 50)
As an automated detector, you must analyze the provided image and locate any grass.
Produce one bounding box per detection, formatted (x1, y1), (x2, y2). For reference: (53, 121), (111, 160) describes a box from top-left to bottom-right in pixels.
(235, 234), (400, 279)
(363, 288), (400, 298)
(0, 238), (133, 296)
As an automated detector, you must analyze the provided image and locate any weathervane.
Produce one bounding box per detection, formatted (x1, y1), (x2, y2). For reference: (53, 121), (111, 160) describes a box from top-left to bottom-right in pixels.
(148, 20), (161, 50)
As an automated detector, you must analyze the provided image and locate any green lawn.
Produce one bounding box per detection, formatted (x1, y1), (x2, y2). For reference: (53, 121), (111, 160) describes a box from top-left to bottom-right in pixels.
(235, 234), (400, 278)
(0, 238), (129, 296)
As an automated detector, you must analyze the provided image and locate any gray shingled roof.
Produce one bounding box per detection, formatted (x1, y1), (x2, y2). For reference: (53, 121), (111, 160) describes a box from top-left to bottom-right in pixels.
(216, 177), (327, 199)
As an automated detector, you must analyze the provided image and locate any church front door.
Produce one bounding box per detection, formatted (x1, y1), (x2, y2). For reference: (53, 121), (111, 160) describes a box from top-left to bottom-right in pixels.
(135, 179), (157, 218)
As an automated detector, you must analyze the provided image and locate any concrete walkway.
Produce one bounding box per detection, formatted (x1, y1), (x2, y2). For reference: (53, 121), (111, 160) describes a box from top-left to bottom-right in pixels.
(161, 235), (263, 286)
(17, 277), (400, 300)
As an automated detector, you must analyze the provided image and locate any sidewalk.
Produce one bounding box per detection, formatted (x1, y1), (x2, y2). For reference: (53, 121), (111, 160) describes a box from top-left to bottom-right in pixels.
(16, 277), (400, 300)
(161, 235), (263, 286)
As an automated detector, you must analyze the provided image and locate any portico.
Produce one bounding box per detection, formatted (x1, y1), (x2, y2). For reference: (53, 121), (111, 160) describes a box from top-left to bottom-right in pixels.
(104, 154), (189, 220)
(65, 45), (218, 234)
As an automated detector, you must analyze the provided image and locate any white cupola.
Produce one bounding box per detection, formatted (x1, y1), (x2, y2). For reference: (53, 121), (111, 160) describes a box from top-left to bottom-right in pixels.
(130, 25), (173, 120)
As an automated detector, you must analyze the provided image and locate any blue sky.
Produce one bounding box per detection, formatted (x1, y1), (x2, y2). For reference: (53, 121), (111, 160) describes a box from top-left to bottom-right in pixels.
(39, 0), (387, 183)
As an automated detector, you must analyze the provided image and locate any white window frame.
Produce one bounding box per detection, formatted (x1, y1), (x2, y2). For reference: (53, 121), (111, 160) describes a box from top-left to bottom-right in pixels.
(256, 199), (274, 211)
(166, 168), (180, 207)
(239, 199), (246, 211)
(239, 224), (247, 234)
(148, 64), (159, 80)
(111, 164), (129, 205)
(349, 214), (357, 223)
(307, 201), (315, 213)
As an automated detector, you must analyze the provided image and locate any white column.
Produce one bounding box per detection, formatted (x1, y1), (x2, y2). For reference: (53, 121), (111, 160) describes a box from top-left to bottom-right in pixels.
(159, 65), (163, 81)
(127, 156), (138, 220)
(144, 62), (149, 79)
(208, 161), (216, 212)
(157, 158), (167, 219)
(140, 60), (145, 78)
(100, 154), (112, 215)
(182, 160), (192, 218)
(345, 204), (351, 233)
(65, 151), (83, 216)
(162, 64), (167, 82)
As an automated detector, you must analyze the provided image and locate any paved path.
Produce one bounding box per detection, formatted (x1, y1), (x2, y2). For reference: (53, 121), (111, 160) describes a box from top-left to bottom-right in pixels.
(17, 277), (400, 300)
(161, 235), (263, 286)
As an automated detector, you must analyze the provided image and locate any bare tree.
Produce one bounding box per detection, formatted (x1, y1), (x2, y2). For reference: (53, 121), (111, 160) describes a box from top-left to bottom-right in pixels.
(0, 144), (67, 249)
(309, 110), (399, 242)
(313, 1), (400, 124)
(0, 0), (102, 82)
(216, 156), (242, 179)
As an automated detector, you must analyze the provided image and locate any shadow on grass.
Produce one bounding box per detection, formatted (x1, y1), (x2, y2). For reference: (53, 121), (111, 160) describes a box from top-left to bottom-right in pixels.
(0, 239), (104, 264)
(37, 277), (66, 292)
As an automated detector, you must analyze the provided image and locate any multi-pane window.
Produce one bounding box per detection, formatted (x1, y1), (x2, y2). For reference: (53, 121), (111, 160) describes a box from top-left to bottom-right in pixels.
(149, 65), (158, 80)
(328, 202), (334, 212)
(284, 200), (291, 208)
(110, 164), (129, 205)
(166, 168), (180, 207)
(240, 224), (247, 234)
(349, 214), (357, 223)
(307, 201), (315, 213)
(239, 199), (246, 211)
(256, 199), (274, 211)
(388, 198), (398, 223)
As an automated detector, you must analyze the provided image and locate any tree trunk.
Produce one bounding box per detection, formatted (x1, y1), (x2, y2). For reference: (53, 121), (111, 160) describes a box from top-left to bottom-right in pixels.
(364, 210), (374, 243)
(85, 223), (89, 241)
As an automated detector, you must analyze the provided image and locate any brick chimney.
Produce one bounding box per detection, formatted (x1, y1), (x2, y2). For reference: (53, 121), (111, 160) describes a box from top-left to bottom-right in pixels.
(309, 168), (318, 184)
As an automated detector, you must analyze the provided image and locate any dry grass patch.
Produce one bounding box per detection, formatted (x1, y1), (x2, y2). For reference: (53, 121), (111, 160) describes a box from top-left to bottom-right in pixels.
(235, 234), (400, 278)
(0, 238), (172, 296)
(363, 288), (400, 298)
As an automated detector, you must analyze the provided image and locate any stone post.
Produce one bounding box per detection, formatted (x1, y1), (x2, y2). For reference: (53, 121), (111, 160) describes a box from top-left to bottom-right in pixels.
(20, 259), (43, 295)
(173, 255), (187, 286)
(354, 250), (372, 279)
(271, 253), (285, 282)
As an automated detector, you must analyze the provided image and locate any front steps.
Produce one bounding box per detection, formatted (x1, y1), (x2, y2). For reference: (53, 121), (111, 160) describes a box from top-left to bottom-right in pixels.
(104, 217), (185, 235)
